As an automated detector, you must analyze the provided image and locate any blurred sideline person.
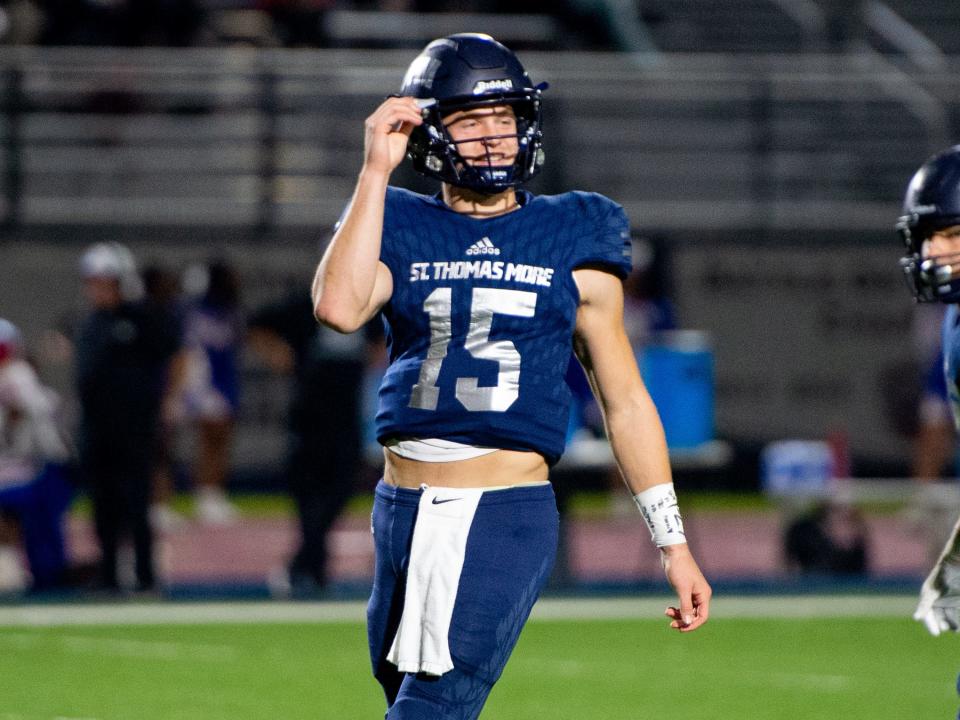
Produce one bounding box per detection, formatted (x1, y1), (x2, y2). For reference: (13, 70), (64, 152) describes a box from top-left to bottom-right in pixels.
(0, 319), (74, 592)
(248, 292), (375, 596)
(145, 260), (242, 530)
(898, 147), (960, 717)
(75, 243), (182, 593)
(141, 263), (190, 532)
(176, 259), (244, 525)
(312, 34), (710, 718)
(783, 501), (868, 576)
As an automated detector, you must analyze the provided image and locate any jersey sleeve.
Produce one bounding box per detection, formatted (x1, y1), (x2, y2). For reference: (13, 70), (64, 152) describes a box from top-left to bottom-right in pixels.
(329, 187), (407, 283)
(570, 193), (633, 278)
(377, 187), (406, 280)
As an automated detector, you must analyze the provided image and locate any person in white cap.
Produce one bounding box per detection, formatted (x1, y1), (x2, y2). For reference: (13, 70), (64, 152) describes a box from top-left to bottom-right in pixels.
(75, 243), (181, 593)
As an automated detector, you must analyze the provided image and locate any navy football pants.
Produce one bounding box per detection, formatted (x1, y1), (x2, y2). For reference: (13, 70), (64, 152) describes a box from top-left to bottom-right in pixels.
(367, 480), (558, 720)
(0, 463), (74, 590)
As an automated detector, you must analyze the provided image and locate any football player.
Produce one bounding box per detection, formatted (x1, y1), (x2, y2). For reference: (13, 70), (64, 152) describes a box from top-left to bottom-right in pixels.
(312, 33), (711, 718)
(899, 146), (960, 647)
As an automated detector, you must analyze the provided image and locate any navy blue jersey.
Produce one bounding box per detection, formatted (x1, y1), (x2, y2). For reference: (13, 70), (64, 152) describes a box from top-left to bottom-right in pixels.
(942, 304), (960, 430)
(375, 187), (631, 464)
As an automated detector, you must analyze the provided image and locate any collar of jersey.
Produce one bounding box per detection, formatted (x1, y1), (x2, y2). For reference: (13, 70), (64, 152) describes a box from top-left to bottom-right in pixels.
(429, 189), (533, 218)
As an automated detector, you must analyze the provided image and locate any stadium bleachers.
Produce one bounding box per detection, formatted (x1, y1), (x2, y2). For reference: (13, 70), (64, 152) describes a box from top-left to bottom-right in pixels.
(883, 0), (960, 54)
(1, 48), (955, 237)
(641, 0), (815, 53)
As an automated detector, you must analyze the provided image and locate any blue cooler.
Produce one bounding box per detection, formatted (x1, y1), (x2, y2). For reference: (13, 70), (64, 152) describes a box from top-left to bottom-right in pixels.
(639, 330), (715, 449)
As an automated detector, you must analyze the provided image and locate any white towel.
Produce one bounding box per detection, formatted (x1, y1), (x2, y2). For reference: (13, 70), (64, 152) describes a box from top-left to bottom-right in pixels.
(386, 485), (484, 676)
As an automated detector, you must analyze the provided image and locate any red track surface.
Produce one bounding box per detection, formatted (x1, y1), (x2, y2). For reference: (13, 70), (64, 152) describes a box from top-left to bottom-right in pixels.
(65, 509), (928, 587)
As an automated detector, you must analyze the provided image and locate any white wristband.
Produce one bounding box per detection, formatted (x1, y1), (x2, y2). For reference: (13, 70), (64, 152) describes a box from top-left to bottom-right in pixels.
(633, 483), (686, 547)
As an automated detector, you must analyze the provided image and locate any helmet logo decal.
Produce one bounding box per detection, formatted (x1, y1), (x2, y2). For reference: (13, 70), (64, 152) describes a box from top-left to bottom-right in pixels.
(473, 78), (514, 94)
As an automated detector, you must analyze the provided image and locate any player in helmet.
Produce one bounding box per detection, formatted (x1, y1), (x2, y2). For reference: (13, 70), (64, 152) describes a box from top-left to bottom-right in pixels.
(399, 34), (546, 195)
(900, 148), (960, 672)
(312, 34), (711, 718)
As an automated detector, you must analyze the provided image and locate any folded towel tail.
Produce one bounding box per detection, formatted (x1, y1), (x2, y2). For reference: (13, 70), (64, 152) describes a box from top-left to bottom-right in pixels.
(386, 485), (484, 676)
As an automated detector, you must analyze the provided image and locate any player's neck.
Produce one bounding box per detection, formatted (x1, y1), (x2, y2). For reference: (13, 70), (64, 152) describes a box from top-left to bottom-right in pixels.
(442, 185), (520, 219)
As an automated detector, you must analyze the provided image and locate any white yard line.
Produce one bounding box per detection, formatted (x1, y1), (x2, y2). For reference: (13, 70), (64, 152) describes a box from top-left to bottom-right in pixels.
(0, 631), (239, 661)
(0, 595), (916, 627)
(532, 594), (916, 620)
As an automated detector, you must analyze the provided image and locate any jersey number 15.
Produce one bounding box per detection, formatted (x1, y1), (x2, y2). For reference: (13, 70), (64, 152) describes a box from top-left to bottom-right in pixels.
(409, 287), (537, 413)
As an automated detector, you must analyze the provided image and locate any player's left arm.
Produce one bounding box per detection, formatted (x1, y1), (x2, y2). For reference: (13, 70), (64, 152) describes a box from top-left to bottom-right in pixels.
(573, 266), (711, 632)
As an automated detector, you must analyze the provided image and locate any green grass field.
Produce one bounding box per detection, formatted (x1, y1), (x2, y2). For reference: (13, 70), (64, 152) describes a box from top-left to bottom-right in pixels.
(0, 598), (956, 719)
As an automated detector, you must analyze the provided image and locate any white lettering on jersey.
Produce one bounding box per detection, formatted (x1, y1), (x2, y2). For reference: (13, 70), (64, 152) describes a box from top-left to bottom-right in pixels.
(409, 262), (432, 282)
(408, 261), (552, 286)
(504, 263), (554, 287)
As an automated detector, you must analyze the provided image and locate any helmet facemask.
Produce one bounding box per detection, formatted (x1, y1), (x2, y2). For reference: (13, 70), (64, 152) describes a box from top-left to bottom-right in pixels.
(408, 90), (545, 195)
(899, 215), (960, 302)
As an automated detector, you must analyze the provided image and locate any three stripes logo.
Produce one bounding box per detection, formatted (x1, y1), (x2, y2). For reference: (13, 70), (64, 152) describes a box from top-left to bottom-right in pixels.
(466, 237), (500, 256)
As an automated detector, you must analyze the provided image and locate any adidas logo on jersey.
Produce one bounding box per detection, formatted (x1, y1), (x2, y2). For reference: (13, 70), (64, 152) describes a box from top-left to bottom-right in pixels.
(466, 237), (500, 256)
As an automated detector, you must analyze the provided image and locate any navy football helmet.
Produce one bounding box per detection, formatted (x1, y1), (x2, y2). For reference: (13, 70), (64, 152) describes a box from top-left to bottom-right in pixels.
(899, 145), (960, 302)
(399, 33), (547, 194)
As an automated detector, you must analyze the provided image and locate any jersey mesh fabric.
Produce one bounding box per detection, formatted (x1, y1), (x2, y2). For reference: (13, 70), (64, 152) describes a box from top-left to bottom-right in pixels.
(375, 187), (631, 464)
(942, 304), (960, 430)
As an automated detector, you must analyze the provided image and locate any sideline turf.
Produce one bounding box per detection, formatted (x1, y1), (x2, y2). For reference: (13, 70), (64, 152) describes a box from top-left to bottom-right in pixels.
(0, 615), (955, 719)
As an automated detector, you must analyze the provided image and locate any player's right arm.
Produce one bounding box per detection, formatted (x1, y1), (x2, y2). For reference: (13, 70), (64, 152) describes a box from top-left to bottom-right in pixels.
(311, 96), (423, 333)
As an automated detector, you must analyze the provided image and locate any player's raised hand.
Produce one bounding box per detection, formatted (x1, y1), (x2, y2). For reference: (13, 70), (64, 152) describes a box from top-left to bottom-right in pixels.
(660, 545), (711, 632)
(363, 96), (424, 176)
